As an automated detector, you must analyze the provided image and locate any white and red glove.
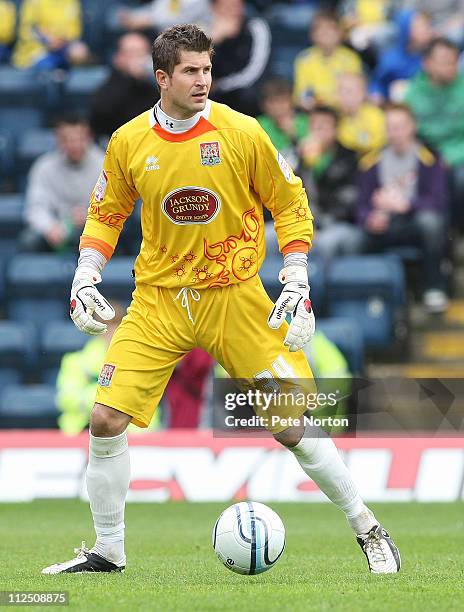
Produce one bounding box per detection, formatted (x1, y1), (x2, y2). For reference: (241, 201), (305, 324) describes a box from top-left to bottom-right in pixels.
(268, 265), (315, 352)
(70, 266), (115, 335)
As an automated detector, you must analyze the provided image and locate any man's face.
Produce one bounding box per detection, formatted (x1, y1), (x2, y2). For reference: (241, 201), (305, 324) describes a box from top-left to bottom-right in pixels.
(157, 50), (212, 118)
(386, 110), (415, 150)
(310, 113), (337, 146)
(115, 33), (151, 79)
(338, 74), (365, 114)
(424, 45), (459, 84)
(56, 123), (91, 163)
(262, 93), (293, 122)
(311, 19), (341, 53)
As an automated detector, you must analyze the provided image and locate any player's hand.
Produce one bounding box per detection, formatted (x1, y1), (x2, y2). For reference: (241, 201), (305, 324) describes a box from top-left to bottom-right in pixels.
(268, 266), (315, 352)
(70, 266), (115, 335)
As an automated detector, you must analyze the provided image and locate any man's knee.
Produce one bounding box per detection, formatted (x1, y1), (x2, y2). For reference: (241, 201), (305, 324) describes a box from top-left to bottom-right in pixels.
(273, 423), (305, 448)
(415, 211), (444, 236)
(90, 403), (131, 437)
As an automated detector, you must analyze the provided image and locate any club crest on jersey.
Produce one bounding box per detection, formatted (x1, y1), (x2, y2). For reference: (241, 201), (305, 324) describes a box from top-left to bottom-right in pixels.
(200, 141), (221, 166)
(93, 170), (108, 202)
(162, 186), (221, 225)
(98, 363), (116, 387)
(145, 155), (160, 171)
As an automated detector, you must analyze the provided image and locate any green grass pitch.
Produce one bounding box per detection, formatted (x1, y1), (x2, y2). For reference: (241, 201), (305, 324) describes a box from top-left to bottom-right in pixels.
(0, 501), (463, 611)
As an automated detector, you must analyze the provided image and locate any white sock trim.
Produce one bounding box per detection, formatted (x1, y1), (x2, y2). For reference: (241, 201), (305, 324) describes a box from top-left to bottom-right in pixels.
(89, 431), (128, 458)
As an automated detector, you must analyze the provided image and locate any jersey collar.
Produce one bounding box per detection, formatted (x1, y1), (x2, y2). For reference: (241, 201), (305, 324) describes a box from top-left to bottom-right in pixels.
(149, 99), (212, 133)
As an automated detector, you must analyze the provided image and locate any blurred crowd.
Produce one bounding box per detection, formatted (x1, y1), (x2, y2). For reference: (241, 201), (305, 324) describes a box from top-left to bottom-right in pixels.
(2, 0), (464, 431)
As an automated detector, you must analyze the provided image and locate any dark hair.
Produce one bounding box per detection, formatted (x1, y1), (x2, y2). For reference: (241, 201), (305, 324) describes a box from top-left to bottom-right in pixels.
(424, 37), (459, 58)
(152, 24), (214, 77)
(311, 10), (340, 30)
(261, 77), (293, 101)
(53, 110), (89, 129)
(384, 102), (416, 120)
(309, 104), (338, 123)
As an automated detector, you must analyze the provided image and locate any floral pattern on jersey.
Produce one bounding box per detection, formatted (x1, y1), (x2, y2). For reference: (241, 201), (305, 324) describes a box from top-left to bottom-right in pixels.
(204, 208), (260, 287)
(172, 264), (187, 281)
(292, 203), (310, 221)
(192, 265), (213, 283)
(88, 204), (127, 228)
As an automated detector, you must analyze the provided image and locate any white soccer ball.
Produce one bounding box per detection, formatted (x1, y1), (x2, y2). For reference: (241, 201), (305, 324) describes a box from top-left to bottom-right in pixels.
(212, 501), (285, 575)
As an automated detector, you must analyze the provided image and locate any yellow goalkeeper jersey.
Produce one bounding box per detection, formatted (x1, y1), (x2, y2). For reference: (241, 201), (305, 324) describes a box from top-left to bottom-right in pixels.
(81, 100), (313, 289)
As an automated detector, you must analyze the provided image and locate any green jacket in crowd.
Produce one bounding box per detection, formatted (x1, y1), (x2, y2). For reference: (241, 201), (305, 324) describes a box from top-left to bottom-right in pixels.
(405, 70), (464, 167)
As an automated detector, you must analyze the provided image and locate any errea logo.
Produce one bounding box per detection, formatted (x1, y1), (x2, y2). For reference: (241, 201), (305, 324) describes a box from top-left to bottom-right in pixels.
(145, 155), (160, 171)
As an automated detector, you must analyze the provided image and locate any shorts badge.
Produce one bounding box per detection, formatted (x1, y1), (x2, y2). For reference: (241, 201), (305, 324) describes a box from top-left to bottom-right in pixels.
(200, 141), (221, 166)
(98, 363), (116, 387)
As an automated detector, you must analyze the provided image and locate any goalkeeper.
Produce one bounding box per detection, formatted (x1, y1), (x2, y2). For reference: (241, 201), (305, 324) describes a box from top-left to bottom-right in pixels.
(43, 24), (400, 576)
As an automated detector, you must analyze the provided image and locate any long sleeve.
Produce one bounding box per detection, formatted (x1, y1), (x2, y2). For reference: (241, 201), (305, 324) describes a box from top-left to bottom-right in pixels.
(80, 131), (139, 259)
(411, 153), (447, 213)
(357, 164), (379, 226)
(24, 158), (58, 235)
(247, 119), (313, 252)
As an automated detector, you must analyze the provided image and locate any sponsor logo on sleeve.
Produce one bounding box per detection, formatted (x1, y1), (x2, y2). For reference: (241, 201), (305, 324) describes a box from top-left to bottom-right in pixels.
(93, 170), (108, 202)
(162, 186), (221, 225)
(98, 363), (116, 387)
(277, 152), (292, 182)
(200, 141), (221, 166)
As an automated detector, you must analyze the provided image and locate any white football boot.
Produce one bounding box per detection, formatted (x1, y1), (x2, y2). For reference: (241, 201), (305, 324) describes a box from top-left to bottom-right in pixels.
(357, 525), (401, 574)
(42, 542), (125, 574)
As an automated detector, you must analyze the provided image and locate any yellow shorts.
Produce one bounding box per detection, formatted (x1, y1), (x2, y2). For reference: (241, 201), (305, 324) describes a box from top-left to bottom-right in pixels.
(95, 275), (314, 432)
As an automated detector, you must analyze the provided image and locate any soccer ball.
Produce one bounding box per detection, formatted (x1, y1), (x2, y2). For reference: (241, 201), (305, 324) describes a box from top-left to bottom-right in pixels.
(212, 501), (285, 575)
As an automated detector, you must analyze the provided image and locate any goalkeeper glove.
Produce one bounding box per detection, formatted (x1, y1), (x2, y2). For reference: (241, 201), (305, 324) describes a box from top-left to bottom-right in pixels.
(70, 266), (115, 335)
(268, 265), (315, 352)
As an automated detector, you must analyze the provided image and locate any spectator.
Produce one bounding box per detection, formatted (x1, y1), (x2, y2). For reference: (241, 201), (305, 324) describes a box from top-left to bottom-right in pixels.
(405, 38), (464, 228)
(12, 0), (89, 70)
(370, 9), (434, 103)
(401, 0), (464, 46)
(117, 0), (210, 33)
(257, 78), (309, 170)
(293, 10), (362, 110)
(0, 0), (16, 63)
(22, 113), (104, 253)
(337, 73), (386, 156)
(358, 103), (448, 314)
(209, 0), (271, 116)
(90, 33), (156, 141)
(339, 0), (394, 66)
(299, 105), (362, 263)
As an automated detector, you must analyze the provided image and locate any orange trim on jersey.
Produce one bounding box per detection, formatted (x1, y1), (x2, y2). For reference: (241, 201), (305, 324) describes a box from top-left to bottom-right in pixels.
(79, 235), (114, 260)
(153, 116), (216, 142)
(282, 240), (310, 255)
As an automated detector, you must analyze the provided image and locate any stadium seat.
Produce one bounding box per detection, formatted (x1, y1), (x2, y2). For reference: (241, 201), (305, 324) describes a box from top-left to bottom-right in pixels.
(0, 321), (37, 383)
(65, 66), (111, 108)
(99, 256), (136, 304)
(40, 321), (87, 383)
(317, 317), (365, 376)
(326, 255), (407, 351)
(0, 66), (42, 105)
(260, 254), (326, 315)
(0, 384), (58, 428)
(16, 128), (55, 176)
(6, 253), (75, 327)
(0, 195), (24, 298)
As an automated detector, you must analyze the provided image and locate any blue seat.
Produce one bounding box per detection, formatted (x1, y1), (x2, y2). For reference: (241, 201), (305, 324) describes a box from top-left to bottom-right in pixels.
(259, 254), (326, 315)
(0, 107), (44, 134)
(7, 254), (75, 326)
(317, 317), (365, 376)
(17, 128), (55, 176)
(65, 66), (110, 108)
(40, 320), (87, 383)
(0, 194), (24, 237)
(0, 321), (36, 371)
(0, 66), (42, 105)
(0, 384), (58, 428)
(326, 255), (407, 350)
(0, 128), (15, 185)
(99, 256), (136, 304)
